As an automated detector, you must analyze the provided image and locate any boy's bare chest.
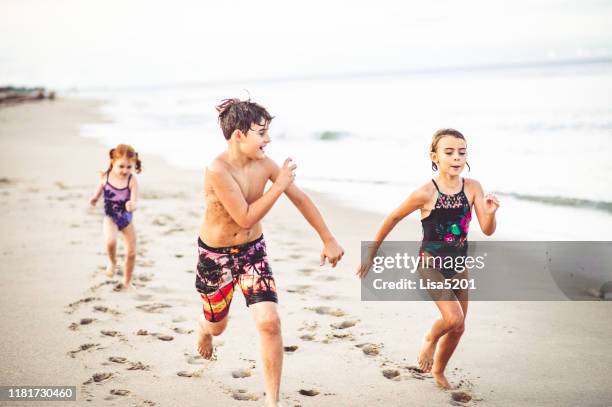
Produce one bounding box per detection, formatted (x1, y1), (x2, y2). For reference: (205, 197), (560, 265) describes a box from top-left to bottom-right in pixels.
(230, 168), (268, 203)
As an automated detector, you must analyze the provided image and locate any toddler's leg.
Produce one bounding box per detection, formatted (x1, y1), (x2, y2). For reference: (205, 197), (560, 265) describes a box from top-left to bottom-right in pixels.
(102, 217), (118, 277)
(120, 223), (136, 286)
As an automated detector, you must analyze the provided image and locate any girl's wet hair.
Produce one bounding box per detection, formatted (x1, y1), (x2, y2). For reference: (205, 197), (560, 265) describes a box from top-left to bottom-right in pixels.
(106, 144), (142, 174)
(430, 128), (470, 172)
(216, 98), (273, 140)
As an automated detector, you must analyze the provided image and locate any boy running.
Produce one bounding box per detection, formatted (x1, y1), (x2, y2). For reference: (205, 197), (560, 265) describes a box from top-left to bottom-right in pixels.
(195, 98), (344, 407)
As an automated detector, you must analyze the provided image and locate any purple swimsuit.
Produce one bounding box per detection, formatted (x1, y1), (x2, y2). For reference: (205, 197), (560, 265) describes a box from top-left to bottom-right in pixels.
(103, 173), (133, 230)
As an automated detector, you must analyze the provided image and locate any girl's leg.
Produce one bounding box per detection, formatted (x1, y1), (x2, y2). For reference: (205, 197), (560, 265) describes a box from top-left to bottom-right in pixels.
(102, 217), (119, 277)
(417, 298), (464, 375)
(430, 288), (468, 389)
(119, 222), (136, 286)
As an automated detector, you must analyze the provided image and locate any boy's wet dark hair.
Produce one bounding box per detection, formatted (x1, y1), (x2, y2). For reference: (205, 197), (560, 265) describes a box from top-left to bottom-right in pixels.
(216, 98), (274, 140)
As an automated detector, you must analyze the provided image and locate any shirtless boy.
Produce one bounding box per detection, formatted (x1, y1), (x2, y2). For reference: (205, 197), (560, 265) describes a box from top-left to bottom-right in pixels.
(195, 98), (344, 407)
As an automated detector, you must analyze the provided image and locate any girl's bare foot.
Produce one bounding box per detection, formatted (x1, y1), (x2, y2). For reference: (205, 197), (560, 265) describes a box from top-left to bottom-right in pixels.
(417, 333), (436, 373)
(196, 317), (213, 359)
(432, 371), (453, 390)
(105, 261), (116, 277)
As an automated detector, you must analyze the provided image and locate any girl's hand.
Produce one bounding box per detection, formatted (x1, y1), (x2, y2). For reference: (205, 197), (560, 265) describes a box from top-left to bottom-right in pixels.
(125, 200), (136, 212)
(89, 196), (98, 206)
(320, 238), (344, 268)
(356, 256), (376, 279)
(484, 193), (500, 214)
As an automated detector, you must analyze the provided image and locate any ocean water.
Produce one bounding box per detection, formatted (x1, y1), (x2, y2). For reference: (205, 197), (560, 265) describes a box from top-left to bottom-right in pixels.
(2, 0), (612, 241)
(75, 62), (612, 240)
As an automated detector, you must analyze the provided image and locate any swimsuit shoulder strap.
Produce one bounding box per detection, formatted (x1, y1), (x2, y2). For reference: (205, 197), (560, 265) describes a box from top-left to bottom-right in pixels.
(431, 179), (440, 192)
(127, 174), (133, 191)
(105, 171), (110, 183)
(461, 177), (465, 192)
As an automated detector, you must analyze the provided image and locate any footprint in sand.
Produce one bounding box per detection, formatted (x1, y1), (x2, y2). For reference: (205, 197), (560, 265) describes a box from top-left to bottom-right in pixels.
(231, 389), (259, 401)
(89, 280), (118, 291)
(283, 345), (298, 353)
(308, 306), (346, 317)
(127, 361), (150, 371)
(109, 357), (127, 364)
(300, 334), (315, 341)
(400, 364), (428, 380)
(315, 275), (338, 282)
(186, 355), (206, 365)
(101, 330), (121, 337)
(110, 389), (130, 396)
(68, 323), (79, 331)
(298, 268), (314, 275)
(382, 369), (401, 380)
(153, 334), (174, 341)
(134, 294), (154, 302)
(137, 273), (154, 282)
(287, 285), (311, 294)
(356, 343), (381, 356)
(172, 327), (194, 334)
(94, 306), (122, 316)
(136, 303), (171, 313)
(289, 254), (303, 260)
(136, 329), (149, 336)
(451, 392), (472, 403)
(299, 389), (319, 397)
(65, 297), (100, 313)
(177, 371), (201, 378)
(80, 318), (95, 325)
(68, 343), (100, 358)
(87, 372), (113, 384)
(172, 316), (188, 323)
(231, 369), (252, 378)
(330, 320), (358, 329)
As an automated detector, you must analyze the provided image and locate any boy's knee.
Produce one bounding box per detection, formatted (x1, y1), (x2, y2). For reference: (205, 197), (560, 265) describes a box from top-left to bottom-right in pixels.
(256, 313), (281, 335)
(106, 239), (117, 247)
(445, 313), (464, 331)
(126, 251), (136, 260)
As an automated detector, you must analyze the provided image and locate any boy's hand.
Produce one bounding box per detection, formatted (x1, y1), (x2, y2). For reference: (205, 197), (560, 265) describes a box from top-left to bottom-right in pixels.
(89, 196), (98, 206)
(275, 158), (297, 191)
(484, 193), (500, 215)
(320, 239), (344, 268)
(125, 200), (136, 212)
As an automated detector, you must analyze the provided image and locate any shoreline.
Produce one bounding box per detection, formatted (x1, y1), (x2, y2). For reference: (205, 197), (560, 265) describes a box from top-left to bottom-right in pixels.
(1, 98), (611, 406)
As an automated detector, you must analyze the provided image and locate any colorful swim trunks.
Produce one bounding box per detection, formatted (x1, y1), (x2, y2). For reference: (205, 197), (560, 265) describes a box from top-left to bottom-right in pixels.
(195, 235), (277, 322)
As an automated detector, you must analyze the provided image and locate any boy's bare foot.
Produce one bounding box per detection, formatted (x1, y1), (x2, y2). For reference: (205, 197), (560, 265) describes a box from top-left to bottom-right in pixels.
(196, 317), (213, 359)
(432, 371), (453, 390)
(105, 262), (116, 277)
(113, 282), (134, 292)
(417, 333), (436, 373)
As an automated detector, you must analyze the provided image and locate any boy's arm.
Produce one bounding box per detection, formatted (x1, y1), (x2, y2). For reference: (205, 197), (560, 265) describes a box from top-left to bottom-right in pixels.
(266, 159), (344, 267)
(470, 179), (499, 236)
(126, 176), (138, 212)
(209, 158), (296, 229)
(357, 187), (429, 278)
(89, 175), (105, 206)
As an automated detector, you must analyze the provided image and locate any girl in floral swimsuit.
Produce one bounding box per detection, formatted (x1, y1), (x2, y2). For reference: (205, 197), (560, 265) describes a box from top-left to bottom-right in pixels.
(89, 144), (142, 289)
(358, 129), (500, 390)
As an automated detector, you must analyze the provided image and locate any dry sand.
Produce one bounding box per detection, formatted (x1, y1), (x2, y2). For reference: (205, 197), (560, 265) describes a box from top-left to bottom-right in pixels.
(0, 99), (611, 406)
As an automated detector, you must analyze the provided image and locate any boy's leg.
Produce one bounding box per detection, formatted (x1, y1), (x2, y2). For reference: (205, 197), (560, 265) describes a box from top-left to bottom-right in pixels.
(102, 216), (118, 277)
(250, 302), (283, 407)
(120, 223), (136, 286)
(197, 313), (229, 359)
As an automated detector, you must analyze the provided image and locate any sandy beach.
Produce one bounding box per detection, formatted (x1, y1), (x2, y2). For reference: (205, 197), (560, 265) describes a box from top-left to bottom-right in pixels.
(1, 98), (611, 407)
